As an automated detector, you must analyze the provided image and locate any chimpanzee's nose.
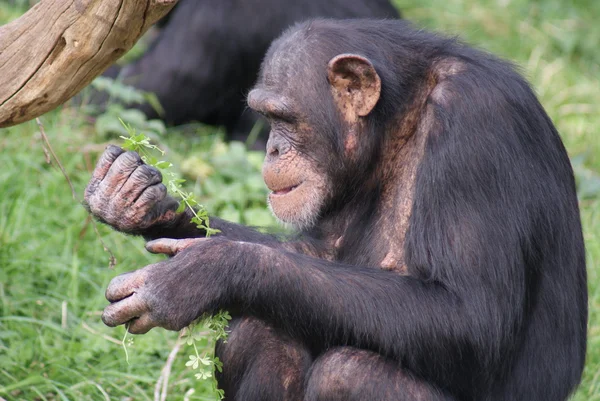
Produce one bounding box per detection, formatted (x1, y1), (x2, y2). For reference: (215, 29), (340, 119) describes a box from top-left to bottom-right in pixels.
(267, 143), (280, 160)
(265, 134), (288, 163)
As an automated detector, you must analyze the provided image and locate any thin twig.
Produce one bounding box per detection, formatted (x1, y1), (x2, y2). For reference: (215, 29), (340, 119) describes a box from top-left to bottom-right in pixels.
(155, 332), (184, 401)
(92, 220), (117, 269)
(36, 118), (77, 199)
(35, 117), (116, 268)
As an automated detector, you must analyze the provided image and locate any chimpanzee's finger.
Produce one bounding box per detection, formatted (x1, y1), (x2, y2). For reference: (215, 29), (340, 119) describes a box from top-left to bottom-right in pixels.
(125, 314), (158, 334)
(109, 165), (163, 212)
(105, 270), (148, 303)
(102, 294), (148, 328)
(114, 184), (174, 231)
(145, 238), (208, 256)
(132, 183), (168, 211)
(92, 145), (125, 181)
(97, 151), (143, 198)
(84, 145), (125, 201)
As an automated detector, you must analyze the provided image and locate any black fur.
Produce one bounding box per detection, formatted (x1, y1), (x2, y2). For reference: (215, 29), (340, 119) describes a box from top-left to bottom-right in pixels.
(105, 19), (587, 401)
(101, 0), (400, 140)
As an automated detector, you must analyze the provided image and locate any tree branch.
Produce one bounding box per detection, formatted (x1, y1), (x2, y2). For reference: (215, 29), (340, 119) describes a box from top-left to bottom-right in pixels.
(0, 0), (178, 128)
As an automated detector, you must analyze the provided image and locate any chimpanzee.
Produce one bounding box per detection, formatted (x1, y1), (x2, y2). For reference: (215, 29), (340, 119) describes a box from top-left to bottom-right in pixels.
(101, 0), (400, 140)
(85, 19), (587, 401)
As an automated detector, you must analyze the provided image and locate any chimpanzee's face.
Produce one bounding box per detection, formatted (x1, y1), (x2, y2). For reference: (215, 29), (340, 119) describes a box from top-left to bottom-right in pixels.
(248, 47), (381, 230)
(247, 88), (329, 230)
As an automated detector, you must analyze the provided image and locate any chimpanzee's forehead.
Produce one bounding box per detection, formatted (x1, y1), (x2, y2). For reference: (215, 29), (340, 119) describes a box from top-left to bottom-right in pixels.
(259, 29), (321, 88)
(257, 19), (386, 90)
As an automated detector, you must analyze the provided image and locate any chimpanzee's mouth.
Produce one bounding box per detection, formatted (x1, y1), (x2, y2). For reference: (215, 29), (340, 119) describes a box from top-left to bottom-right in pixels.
(271, 183), (301, 196)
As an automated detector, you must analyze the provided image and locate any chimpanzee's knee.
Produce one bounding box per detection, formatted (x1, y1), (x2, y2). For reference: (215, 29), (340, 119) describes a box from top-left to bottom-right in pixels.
(304, 347), (453, 401)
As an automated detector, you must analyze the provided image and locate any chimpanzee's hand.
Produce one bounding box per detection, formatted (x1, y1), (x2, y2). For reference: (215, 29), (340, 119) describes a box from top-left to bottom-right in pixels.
(101, 237), (257, 334)
(84, 145), (179, 234)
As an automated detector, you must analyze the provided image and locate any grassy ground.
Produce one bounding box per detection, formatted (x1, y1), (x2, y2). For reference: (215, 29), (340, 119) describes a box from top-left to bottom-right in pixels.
(0, 0), (599, 400)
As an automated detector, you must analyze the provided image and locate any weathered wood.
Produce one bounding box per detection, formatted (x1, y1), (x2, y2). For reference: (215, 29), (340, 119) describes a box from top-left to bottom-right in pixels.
(0, 0), (177, 128)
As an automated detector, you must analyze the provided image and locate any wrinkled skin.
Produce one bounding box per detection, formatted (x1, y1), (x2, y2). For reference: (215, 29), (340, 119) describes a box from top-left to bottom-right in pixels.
(84, 146), (179, 234)
(102, 237), (262, 334)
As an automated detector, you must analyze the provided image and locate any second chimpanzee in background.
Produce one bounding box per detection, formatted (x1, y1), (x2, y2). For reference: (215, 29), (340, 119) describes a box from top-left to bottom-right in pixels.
(86, 18), (587, 401)
(101, 0), (400, 140)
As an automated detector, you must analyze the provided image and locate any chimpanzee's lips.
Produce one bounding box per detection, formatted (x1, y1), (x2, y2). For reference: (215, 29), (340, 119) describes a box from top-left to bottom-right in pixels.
(270, 183), (301, 196)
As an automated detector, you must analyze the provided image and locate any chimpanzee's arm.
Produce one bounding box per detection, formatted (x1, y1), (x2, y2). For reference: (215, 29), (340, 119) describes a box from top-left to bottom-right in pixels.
(241, 248), (518, 368)
(140, 211), (282, 245)
(84, 145), (287, 246)
(103, 235), (522, 388)
(221, 243), (523, 389)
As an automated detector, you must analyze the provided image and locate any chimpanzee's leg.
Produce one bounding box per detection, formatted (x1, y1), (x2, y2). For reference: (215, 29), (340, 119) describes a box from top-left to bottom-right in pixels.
(216, 316), (312, 401)
(304, 347), (455, 401)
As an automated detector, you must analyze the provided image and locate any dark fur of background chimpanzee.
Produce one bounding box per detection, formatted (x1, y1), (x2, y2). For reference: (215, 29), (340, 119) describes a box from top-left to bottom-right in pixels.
(101, 0), (400, 142)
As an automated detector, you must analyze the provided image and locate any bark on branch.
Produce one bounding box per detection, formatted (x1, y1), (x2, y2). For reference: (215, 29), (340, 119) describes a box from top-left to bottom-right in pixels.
(0, 0), (178, 128)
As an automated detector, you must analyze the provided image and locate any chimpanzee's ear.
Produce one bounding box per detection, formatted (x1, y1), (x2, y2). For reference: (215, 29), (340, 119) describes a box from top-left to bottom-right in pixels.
(327, 54), (381, 120)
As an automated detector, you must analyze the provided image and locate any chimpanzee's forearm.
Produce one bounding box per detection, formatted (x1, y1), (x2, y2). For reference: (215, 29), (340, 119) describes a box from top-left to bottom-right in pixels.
(141, 208), (281, 246)
(237, 248), (520, 382)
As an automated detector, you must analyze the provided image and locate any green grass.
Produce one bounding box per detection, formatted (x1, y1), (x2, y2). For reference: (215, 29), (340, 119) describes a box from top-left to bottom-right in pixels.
(1, 0), (599, 400)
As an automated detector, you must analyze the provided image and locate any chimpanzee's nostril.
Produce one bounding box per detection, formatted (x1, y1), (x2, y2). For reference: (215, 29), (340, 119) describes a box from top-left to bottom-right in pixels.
(266, 134), (287, 162)
(268, 146), (280, 159)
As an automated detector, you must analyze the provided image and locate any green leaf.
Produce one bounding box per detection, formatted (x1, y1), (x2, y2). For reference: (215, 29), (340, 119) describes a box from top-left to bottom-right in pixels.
(195, 370), (213, 380)
(190, 216), (204, 228)
(185, 355), (196, 367)
(147, 156), (158, 166)
(154, 160), (172, 170)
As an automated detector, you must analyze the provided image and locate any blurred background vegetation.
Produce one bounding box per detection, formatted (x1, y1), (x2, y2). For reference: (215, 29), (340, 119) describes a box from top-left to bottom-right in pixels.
(0, 0), (598, 399)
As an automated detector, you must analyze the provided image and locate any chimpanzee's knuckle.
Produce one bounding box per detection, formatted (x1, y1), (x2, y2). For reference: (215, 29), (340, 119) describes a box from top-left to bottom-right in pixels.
(140, 184), (168, 204)
(155, 183), (168, 200)
(129, 165), (159, 189)
(128, 320), (152, 334)
(163, 195), (179, 211)
(105, 145), (125, 159)
(158, 183), (168, 197)
(115, 151), (143, 170)
(106, 272), (137, 302)
(135, 164), (163, 184)
(95, 146), (124, 171)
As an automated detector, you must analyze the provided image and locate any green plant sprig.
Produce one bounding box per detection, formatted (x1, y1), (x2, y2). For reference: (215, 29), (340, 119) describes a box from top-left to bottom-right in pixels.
(118, 121), (229, 399)
(118, 124), (219, 236)
(183, 311), (232, 399)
